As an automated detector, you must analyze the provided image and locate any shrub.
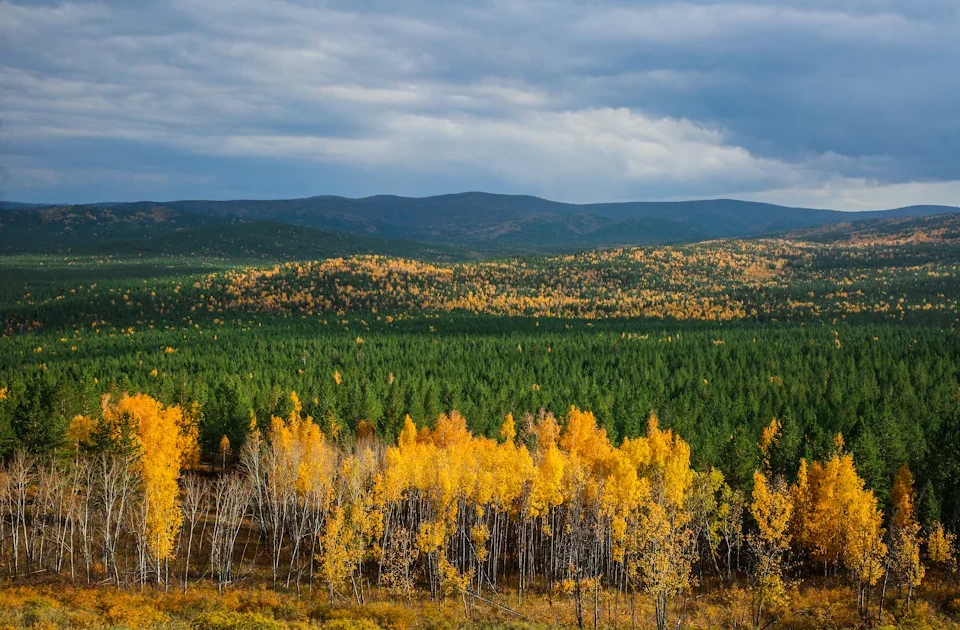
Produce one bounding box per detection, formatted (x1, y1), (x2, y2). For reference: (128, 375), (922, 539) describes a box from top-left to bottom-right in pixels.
(234, 589), (305, 621)
(311, 603), (410, 630)
(409, 607), (457, 630)
(20, 597), (59, 628)
(97, 591), (169, 629)
(320, 619), (382, 630)
(191, 610), (288, 630)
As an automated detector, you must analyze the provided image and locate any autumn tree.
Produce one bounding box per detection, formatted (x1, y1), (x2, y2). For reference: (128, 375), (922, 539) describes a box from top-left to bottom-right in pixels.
(793, 436), (886, 619)
(209, 472), (253, 590)
(717, 483), (745, 580)
(318, 447), (382, 604)
(244, 391), (338, 588)
(748, 471), (792, 629)
(926, 521), (955, 577)
(89, 394), (198, 583)
(688, 467), (729, 579)
(880, 464), (924, 615)
(180, 474), (210, 591)
(845, 483), (887, 619)
(626, 413), (695, 630)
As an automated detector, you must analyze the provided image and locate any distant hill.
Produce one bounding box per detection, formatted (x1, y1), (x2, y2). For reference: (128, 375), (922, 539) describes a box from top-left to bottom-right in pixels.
(59, 194), (960, 248)
(0, 206), (465, 262)
(784, 212), (960, 245)
(0, 201), (52, 210)
(4, 193), (960, 255)
(0, 205), (234, 253)
(70, 221), (466, 262)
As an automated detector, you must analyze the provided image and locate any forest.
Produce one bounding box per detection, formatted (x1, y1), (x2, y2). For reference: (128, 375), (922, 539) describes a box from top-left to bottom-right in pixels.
(1, 214), (960, 629)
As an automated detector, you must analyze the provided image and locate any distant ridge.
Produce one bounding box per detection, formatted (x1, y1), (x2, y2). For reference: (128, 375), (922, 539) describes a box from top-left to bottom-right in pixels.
(3, 193), (959, 255)
(0, 201), (51, 210)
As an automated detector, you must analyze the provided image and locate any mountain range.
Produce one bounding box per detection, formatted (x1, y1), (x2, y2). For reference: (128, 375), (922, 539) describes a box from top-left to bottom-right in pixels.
(2, 193), (959, 257)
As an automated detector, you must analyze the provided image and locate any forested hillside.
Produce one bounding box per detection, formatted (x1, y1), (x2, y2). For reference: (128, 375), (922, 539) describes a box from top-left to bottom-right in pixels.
(0, 207), (466, 261)
(1, 213), (960, 628)
(6, 193), (960, 253)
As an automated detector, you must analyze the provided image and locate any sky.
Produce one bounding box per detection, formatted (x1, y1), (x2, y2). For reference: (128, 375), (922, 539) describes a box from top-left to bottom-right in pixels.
(1, 0), (958, 209)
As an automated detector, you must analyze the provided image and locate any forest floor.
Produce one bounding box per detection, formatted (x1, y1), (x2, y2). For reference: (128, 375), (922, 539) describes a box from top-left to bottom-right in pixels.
(1, 577), (959, 630)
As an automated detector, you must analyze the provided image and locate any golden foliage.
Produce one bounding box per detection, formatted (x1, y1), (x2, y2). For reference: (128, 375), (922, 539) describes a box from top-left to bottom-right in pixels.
(792, 444), (886, 616)
(99, 393), (197, 561)
(748, 471), (793, 626)
(889, 464), (925, 592)
(927, 521), (955, 568)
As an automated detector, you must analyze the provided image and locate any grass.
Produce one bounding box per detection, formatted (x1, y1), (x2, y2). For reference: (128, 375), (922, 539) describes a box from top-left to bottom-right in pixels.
(1, 577), (959, 630)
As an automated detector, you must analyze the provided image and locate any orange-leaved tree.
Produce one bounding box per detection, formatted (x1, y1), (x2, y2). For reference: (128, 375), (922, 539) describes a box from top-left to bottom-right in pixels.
(793, 435), (886, 619)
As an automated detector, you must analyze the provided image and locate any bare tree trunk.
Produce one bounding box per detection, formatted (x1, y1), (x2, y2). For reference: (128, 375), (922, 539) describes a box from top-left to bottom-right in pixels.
(181, 474), (209, 592)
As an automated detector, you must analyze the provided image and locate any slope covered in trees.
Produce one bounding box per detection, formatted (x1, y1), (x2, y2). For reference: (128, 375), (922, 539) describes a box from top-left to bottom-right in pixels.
(784, 212), (960, 245)
(0, 207), (466, 261)
(6, 214), (960, 334)
(7, 193), (960, 253)
(0, 205), (236, 253)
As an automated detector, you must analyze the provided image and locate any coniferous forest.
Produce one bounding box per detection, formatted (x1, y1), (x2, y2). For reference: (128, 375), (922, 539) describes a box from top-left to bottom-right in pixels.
(2, 213), (960, 629)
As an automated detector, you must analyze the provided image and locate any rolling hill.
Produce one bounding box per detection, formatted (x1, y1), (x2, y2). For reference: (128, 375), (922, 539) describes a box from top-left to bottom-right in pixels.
(68, 221), (466, 262)
(3, 193), (959, 255)
(0, 205), (235, 253)
(59, 193), (960, 247)
(0, 201), (50, 210)
(0, 206), (466, 262)
(783, 212), (960, 245)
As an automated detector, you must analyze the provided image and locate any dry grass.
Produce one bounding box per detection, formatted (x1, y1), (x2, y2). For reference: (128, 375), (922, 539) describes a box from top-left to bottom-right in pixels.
(0, 578), (958, 629)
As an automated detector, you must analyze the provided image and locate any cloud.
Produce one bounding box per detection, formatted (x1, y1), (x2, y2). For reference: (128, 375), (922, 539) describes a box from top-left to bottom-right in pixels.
(192, 108), (794, 200)
(0, 153), (214, 193)
(1, 0), (958, 206)
(2, 101), (799, 200)
(576, 3), (936, 44)
(737, 180), (960, 211)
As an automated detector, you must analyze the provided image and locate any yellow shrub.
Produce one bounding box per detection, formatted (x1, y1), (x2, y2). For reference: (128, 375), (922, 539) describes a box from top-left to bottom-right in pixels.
(0, 588), (29, 609)
(894, 600), (956, 630)
(191, 610), (288, 630)
(151, 588), (215, 617)
(60, 609), (104, 630)
(97, 591), (169, 629)
(407, 606), (458, 630)
(58, 587), (100, 610)
(102, 602), (169, 629)
(314, 603), (411, 630)
(320, 619), (383, 630)
(233, 588), (305, 621)
(20, 597), (60, 629)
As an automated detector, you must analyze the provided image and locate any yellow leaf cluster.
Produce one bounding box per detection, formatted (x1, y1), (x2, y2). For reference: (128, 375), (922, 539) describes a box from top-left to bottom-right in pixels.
(792, 448), (886, 587)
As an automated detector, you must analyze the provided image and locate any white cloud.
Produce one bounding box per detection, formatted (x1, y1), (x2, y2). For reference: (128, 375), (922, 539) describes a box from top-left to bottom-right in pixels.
(174, 108), (799, 201)
(737, 179), (960, 211)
